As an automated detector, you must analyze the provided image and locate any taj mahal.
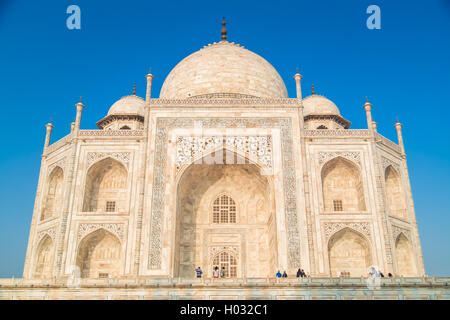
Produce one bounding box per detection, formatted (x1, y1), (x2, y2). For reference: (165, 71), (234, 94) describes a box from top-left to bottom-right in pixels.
(1, 20), (448, 300)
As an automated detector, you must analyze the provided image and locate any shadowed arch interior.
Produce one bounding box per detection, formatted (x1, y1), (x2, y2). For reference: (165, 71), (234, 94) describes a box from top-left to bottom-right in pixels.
(76, 229), (121, 278)
(328, 228), (372, 277)
(41, 166), (64, 221)
(82, 158), (128, 212)
(33, 235), (54, 279)
(395, 233), (416, 276)
(321, 157), (366, 212)
(174, 149), (277, 278)
(385, 166), (407, 220)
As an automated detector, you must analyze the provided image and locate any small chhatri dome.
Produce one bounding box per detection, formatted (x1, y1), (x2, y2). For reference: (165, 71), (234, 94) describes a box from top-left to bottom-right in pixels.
(302, 94), (341, 117)
(159, 20), (287, 99)
(107, 95), (145, 117)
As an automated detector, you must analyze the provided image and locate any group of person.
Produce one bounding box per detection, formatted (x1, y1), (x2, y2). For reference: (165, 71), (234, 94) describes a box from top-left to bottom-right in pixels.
(276, 268), (308, 278)
(195, 266), (227, 278)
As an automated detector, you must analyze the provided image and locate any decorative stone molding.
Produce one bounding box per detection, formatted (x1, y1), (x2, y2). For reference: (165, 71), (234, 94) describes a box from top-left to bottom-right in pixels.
(79, 130), (144, 137)
(46, 134), (73, 154)
(77, 223), (125, 243)
(37, 226), (57, 243)
(382, 156), (401, 173)
(376, 133), (402, 153)
(87, 152), (131, 168)
(148, 117), (301, 269)
(392, 225), (411, 242)
(176, 136), (273, 172)
(210, 246), (239, 257)
(47, 158), (66, 175)
(150, 98), (298, 106)
(304, 129), (370, 137)
(318, 151), (361, 168)
(323, 222), (372, 240)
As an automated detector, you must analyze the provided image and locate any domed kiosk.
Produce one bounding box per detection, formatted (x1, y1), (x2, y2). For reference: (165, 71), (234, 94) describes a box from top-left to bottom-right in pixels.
(96, 88), (145, 130)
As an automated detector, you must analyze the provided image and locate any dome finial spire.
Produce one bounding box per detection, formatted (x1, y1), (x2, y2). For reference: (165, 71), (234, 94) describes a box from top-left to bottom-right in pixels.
(311, 83), (315, 95)
(221, 17), (227, 41)
(132, 83), (136, 95)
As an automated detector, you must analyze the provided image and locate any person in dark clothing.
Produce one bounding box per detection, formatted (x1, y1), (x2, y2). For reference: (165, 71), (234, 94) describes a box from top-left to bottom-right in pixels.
(282, 271), (288, 278)
(296, 268), (302, 277)
(388, 273), (393, 278)
(195, 267), (203, 278)
(301, 269), (306, 277)
(379, 271), (385, 278)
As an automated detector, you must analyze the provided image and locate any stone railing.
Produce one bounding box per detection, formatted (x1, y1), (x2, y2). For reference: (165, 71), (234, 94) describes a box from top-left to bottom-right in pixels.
(45, 133), (73, 154)
(304, 129), (371, 138)
(1, 277), (448, 288)
(376, 133), (402, 153)
(78, 130), (145, 137)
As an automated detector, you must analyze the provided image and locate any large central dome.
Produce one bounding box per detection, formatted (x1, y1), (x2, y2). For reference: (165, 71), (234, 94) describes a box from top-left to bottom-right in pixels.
(159, 40), (288, 99)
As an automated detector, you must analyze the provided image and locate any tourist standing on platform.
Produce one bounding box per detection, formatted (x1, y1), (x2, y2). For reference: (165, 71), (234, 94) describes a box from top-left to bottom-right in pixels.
(195, 267), (203, 278)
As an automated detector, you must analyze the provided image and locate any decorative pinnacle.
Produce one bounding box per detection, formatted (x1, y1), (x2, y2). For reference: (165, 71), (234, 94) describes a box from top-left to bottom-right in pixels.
(311, 83), (315, 95)
(49, 117), (52, 124)
(221, 17), (227, 41)
(80, 96), (82, 103)
(133, 83), (136, 95)
(396, 117), (399, 123)
(366, 96), (368, 103)
(149, 67), (152, 74)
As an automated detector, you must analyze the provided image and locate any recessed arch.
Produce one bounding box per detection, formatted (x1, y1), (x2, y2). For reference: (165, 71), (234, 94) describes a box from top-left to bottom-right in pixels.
(395, 233), (417, 276)
(76, 228), (122, 278)
(174, 148), (277, 278)
(328, 227), (372, 277)
(33, 235), (54, 279)
(41, 166), (64, 221)
(385, 165), (407, 220)
(82, 157), (128, 212)
(321, 156), (366, 212)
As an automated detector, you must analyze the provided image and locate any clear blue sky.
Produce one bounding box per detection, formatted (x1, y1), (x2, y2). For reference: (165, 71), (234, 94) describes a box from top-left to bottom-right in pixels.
(0, 0), (449, 277)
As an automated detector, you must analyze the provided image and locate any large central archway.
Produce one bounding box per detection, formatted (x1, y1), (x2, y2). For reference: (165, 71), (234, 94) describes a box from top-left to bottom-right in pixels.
(174, 149), (277, 278)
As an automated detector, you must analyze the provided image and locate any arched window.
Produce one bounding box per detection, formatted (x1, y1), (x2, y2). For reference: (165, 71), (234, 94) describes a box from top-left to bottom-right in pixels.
(212, 251), (237, 278)
(212, 195), (236, 223)
(321, 157), (366, 212)
(317, 125), (328, 129)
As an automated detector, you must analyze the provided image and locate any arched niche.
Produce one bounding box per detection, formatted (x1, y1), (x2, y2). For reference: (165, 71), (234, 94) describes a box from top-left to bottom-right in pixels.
(76, 229), (122, 278)
(174, 148), (277, 279)
(395, 233), (417, 276)
(33, 235), (54, 279)
(385, 166), (407, 220)
(82, 158), (128, 213)
(41, 167), (64, 221)
(321, 157), (366, 212)
(328, 228), (372, 277)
